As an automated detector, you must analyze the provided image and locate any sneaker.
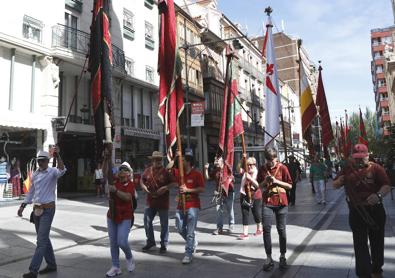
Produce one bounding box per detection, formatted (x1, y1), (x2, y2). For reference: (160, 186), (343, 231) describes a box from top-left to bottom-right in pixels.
(322, 201), (326, 205)
(229, 224), (235, 232)
(142, 242), (156, 252)
(182, 256), (192, 264)
(106, 266), (122, 277)
(254, 230), (263, 236)
(263, 257), (274, 272)
(212, 228), (223, 235)
(159, 245), (167, 254)
(126, 258), (135, 272)
(279, 256), (287, 270)
(238, 233), (249, 240)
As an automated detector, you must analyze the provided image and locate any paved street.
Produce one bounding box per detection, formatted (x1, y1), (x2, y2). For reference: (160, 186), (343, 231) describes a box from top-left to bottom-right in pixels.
(0, 179), (394, 278)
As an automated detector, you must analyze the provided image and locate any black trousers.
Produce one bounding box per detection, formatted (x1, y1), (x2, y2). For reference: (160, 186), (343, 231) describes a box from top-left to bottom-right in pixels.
(348, 203), (386, 277)
(262, 205), (288, 256)
(240, 195), (262, 225)
(287, 182), (297, 205)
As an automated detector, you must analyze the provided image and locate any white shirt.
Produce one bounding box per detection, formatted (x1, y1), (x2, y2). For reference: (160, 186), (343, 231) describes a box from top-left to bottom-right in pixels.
(94, 169), (103, 179)
(24, 166), (67, 204)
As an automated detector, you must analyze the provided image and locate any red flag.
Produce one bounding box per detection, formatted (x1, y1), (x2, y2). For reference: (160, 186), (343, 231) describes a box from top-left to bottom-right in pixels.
(218, 48), (244, 195)
(89, 0), (113, 159)
(344, 112), (352, 158)
(358, 108), (368, 146)
(158, 0), (184, 161)
(316, 65), (334, 147)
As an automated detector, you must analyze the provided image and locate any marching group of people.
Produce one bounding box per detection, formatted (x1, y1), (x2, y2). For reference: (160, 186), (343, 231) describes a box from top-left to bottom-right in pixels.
(15, 143), (391, 278)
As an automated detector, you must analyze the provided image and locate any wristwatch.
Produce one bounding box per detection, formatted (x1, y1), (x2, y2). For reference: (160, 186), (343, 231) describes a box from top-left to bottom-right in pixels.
(376, 192), (383, 203)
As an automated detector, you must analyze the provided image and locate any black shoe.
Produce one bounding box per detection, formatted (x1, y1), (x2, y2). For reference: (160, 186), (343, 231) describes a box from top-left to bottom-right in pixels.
(22, 272), (37, 278)
(263, 258), (274, 272)
(38, 265), (57, 274)
(159, 245), (167, 254)
(279, 257), (287, 269)
(142, 242), (156, 252)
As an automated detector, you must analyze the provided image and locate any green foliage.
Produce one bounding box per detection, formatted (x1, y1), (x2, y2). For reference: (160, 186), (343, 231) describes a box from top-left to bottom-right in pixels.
(347, 107), (387, 158)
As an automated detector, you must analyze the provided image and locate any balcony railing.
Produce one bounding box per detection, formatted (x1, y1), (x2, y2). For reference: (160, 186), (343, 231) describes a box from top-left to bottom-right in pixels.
(52, 24), (125, 72)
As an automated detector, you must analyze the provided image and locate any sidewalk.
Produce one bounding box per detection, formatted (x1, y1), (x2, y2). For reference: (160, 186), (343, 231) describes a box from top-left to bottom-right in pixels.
(0, 178), (390, 278)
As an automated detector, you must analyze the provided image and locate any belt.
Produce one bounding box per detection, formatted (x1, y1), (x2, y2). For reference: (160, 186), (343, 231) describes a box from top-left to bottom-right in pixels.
(34, 202), (55, 209)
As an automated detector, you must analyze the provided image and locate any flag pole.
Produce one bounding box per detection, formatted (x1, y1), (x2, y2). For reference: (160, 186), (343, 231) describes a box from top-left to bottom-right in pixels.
(280, 114), (289, 163)
(240, 133), (252, 205)
(176, 122), (186, 212)
(103, 102), (115, 220)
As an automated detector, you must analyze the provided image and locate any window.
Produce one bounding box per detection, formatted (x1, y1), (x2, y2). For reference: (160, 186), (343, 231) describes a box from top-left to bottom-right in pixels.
(376, 65), (383, 73)
(145, 21), (154, 49)
(378, 79), (386, 87)
(64, 13), (78, 49)
(146, 66), (154, 83)
(22, 15), (43, 43)
(145, 115), (150, 129)
(125, 58), (134, 76)
(123, 8), (135, 40)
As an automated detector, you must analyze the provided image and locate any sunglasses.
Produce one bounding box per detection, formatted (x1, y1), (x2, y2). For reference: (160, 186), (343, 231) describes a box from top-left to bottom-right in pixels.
(248, 164), (255, 166)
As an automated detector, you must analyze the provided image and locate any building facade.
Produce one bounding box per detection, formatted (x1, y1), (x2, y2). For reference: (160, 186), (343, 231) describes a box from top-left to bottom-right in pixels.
(0, 0), (162, 192)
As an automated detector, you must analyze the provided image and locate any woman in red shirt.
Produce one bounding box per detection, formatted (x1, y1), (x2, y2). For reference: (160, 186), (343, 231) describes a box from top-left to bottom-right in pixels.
(105, 162), (136, 277)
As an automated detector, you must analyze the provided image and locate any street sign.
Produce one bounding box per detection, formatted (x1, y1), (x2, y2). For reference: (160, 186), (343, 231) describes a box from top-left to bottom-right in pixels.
(191, 102), (205, 127)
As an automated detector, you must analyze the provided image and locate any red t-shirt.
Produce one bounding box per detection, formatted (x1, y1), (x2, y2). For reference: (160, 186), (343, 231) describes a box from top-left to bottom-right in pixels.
(337, 162), (390, 205)
(107, 179), (135, 224)
(257, 163), (292, 206)
(142, 166), (175, 210)
(177, 169), (205, 210)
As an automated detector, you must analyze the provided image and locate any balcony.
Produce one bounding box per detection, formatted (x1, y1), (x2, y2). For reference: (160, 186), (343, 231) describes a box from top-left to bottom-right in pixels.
(52, 24), (125, 72)
(372, 44), (385, 52)
(376, 72), (385, 79)
(378, 86), (387, 93)
(380, 99), (389, 108)
(382, 113), (391, 122)
(375, 58), (384, 65)
(65, 0), (82, 12)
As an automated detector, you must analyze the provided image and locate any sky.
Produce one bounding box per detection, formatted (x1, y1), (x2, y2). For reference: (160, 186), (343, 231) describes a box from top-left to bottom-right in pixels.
(219, 0), (394, 122)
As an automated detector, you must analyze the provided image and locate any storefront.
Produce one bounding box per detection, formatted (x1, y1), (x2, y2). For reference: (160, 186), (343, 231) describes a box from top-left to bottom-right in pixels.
(57, 132), (95, 192)
(121, 127), (161, 174)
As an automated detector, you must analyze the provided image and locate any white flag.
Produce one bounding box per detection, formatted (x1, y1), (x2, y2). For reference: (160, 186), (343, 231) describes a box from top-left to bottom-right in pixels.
(264, 15), (282, 146)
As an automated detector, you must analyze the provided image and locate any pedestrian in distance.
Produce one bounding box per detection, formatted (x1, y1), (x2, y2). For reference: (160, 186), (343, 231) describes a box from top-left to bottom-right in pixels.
(204, 157), (235, 235)
(258, 148), (292, 271)
(17, 148), (66, 278)
(333, 144), (391, 278)
(285, 155), (301, 206)
(94, 162), (104, 197)
(105, 162), (136, 277)
(238, 156), (263, 240)
(174, 150), (205, 264)
(140, 151), (177, 253)
(310, 154), (327, 204)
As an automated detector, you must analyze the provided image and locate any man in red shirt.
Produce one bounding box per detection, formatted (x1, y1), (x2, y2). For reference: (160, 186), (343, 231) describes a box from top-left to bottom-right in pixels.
(175, 151), (205, 264)
(140, 151), (177, 253)
(258, 148), (292, 271)
(333, 144), (391, 278)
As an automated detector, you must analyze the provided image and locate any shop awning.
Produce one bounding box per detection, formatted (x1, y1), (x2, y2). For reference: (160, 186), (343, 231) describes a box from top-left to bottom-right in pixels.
(0, 110), (49, 130)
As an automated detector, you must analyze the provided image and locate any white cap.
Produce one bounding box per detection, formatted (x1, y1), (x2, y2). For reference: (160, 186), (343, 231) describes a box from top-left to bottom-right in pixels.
(36, 150), (50, 160)
(119, 161), (132, 172)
